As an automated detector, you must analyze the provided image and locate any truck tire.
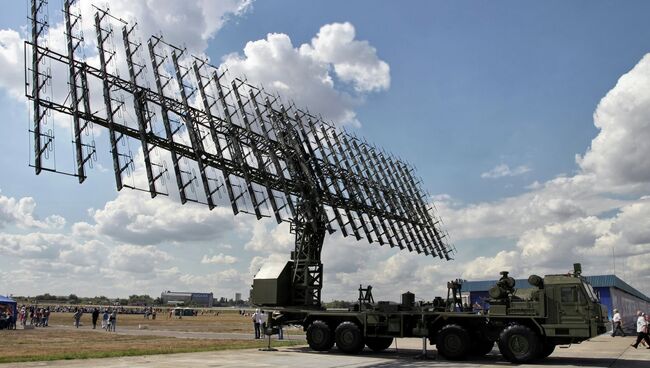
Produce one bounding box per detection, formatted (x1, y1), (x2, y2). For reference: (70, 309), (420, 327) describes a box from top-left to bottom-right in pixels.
(538, 341), (556, 359)
(497, 324), (541, 363)
(470, 338), (494, 357)
(366, 337), (393, 352)
(306, 320), (334, 351)
(436, 324), (470, 360)
(335, 321), (365, 354)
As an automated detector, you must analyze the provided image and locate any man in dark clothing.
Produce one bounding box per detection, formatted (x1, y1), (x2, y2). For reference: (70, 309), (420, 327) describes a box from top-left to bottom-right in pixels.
(91, 308), (100, 329)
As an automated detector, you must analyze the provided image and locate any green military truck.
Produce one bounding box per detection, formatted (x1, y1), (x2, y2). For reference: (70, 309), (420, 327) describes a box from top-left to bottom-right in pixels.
(255, 263), (608, 363)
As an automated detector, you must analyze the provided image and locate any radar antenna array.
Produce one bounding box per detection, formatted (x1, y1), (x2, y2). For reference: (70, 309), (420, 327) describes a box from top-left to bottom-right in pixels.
(25, 0), (455, 308)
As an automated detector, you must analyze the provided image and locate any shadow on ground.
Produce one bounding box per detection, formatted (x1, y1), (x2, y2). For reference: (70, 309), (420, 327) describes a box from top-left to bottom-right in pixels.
(281, 346), (644, 367)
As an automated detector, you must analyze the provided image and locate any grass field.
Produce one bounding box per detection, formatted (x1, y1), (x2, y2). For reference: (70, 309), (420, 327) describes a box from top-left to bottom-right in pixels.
(1, 310), (305, 363)
(46, 309), (263, 333)
(0, 328), (303, 364)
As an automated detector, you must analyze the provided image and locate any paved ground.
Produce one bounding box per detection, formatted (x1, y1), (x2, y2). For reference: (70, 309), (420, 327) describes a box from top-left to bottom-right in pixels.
(4, 335), (649, 368)
(45, 324), (305, 341)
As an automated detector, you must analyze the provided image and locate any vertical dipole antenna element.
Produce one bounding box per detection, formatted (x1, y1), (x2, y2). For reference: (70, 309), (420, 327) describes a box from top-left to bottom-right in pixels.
(248, 88), (296, 219)
(64, 0), (86, 182)
(231, 80), (281, 223)
(31, 0), (47, 174)
(212, 70), (257, 216)
(293, 111), (344, 236)
(170, 50), (215, 209)
(122, 24), (158, 198)
(147, 37), (188, 204)
(94, 10), (124, 191)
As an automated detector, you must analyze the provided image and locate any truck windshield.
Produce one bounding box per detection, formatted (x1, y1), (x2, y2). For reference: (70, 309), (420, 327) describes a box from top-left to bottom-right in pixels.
(583, 282), (599, 302)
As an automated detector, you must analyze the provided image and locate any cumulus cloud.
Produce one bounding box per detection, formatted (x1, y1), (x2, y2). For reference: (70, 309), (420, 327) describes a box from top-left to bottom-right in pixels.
(577, 54), (650, 193)
(244, 221), (293, 253)
(223, 22), (390, 126)
(0, 193), (65, 230)
(108, 244), (171, 274)
(481, 164), (531, 179)
(201, 253), (237, 265)
(462, 251), (522, 280)
(302, 22), (390, 93)
(86, 190), (243, 245)
(0, 29), (24, 99)
(0, 233), (69, 259)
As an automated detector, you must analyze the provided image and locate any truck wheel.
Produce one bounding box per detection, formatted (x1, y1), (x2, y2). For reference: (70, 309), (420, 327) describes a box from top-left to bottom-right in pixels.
(436, 324), (470, 360)
(306, 320), (334, 351)
(498, 324), (541, 363)
(538, 341), (556, 359)
(335, 321), (365, 354)
(366, 337), (394, 352)
(470, 338), (494, 357)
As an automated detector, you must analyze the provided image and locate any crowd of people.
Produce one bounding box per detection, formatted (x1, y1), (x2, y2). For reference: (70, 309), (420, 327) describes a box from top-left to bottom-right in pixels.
(8, 305), (161, 332)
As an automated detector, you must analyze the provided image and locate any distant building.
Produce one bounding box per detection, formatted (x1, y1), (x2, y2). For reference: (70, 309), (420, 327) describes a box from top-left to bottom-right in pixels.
(462, 274), (650, 334)
(235, 293), (241, 302)
(160, 291), (213, 307)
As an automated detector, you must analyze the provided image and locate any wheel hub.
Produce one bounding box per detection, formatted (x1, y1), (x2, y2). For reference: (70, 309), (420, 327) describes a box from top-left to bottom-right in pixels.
(312, 329), (324, 343)
(341, 331), (354, 345)
(509, 335), (530, 356)
(445, 334), (462, 353)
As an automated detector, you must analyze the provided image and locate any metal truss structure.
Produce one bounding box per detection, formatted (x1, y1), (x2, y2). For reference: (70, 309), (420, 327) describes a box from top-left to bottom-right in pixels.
(25, 0), (455, 308)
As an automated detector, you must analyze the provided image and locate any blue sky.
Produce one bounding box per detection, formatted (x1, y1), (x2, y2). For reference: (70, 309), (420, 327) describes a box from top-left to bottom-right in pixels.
(1, 0), (649, 300)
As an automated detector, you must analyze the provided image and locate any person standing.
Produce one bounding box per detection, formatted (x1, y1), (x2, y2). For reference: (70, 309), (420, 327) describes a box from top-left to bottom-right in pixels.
(109, 310), (117, 332)
(630, 311), (650, 349)
(73, 308), (82, 328)
(91, 308), (100, 329)
(252, 309), (263, 339)
(19, 307), (26, 327)
(611, 309), (625, 337)
(43, 308), (50, 327)
(102, 309), (109, 330)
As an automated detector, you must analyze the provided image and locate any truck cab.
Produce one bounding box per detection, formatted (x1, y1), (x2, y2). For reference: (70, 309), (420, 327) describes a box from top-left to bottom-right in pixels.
(487, 263), (608, 346)
(539, 271), (608, 341)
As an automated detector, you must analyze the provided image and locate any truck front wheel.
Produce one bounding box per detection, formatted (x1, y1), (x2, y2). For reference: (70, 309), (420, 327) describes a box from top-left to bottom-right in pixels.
(498, 324), (541, 363)
(306, 320), (334, 351)
(366, 337), (394, 352)
(335, 321), (365, 354)
(436, 324), (470, 360)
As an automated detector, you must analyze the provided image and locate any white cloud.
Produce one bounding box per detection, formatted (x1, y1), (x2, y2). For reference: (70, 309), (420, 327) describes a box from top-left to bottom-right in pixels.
(108, 244), (172, 274)
(577, 54), (650, 193)
(437, 174), (628, 241)
(0, 29), (24, 99)
(79, 0), (252, 53)
(481, 164), (531, 179)
(0, 233), (68, 259)
(0, 193), (65, 230)
(201, 253), (237, 265)
(302, 22), (390, 93)
(462, 251), (521, 280)
(223, 22), (390, 126)
(87, 190), (243, 245)
(244, 221), (293, 253)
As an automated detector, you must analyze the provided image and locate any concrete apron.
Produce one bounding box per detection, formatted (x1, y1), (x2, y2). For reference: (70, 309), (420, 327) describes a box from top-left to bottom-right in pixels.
(4, 335), (650, 368)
